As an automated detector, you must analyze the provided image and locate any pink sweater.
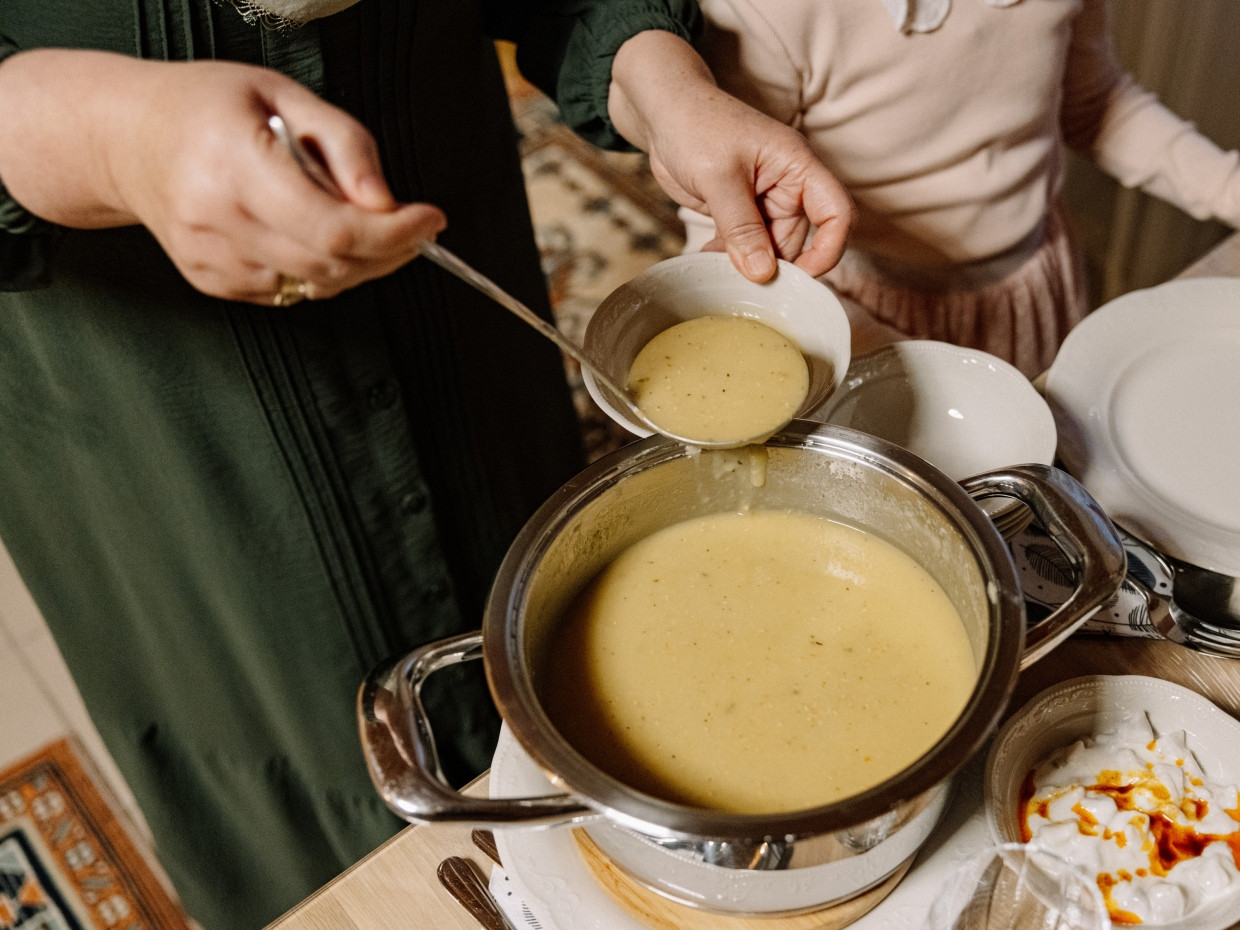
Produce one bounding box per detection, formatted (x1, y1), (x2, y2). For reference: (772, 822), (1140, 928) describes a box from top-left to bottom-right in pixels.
(688, 0), (1240, 269)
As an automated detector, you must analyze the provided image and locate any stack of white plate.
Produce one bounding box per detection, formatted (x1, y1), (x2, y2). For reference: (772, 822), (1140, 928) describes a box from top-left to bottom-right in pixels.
(1043, 276), (1240, 654)
(1044, 276), (1240, 579)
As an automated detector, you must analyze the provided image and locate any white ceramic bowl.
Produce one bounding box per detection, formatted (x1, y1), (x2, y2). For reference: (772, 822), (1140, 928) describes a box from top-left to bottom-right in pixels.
(985, 675), (1240, 930)
(815, 341), (1055, 530)
(816, 341), (1055, 481)
(581, 252), (851, 439)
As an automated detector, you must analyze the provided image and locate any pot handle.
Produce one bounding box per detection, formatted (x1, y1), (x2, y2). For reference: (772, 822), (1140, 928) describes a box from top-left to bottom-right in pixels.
(358, 630), (594, 826)
(962, 463), (1125, 669)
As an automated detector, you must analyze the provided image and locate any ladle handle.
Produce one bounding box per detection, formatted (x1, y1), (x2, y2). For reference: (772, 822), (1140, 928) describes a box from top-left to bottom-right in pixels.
(962, 463), (1126, 669)
(268, 113), (648, 431)
(358, 631), (594, 826)
(416, 241), (632, 402)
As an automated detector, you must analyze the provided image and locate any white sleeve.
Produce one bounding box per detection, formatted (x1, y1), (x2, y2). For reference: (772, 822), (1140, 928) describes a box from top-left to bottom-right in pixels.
(1061, 0), (1240, 228)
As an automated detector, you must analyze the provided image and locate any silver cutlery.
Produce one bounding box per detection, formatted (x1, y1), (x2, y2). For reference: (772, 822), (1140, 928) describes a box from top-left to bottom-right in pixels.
(436, 856), (519, 930)
(1124, 539), (1240, 659)
(1076, 523), (1240, 658)
(471, 829), (502, 867)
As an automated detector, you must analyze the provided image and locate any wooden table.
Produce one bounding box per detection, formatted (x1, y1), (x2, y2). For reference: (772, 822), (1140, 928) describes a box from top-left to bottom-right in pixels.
(266, 231), (1240, 930)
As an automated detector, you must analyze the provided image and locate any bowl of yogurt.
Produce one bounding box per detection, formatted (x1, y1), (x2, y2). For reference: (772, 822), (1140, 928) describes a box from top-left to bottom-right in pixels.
(985, 675), (1240, 928)
(581, 252), (851, 445)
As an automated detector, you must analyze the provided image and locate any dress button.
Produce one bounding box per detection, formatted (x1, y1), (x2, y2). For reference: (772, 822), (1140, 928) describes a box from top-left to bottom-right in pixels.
(367, 380), (398, 410)
(400, 490), (427, 514)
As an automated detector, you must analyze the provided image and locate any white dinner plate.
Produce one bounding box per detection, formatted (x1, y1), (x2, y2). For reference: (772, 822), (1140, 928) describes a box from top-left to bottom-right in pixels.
(488, 725), (651, 930)
(1044, 277), (1240, 576)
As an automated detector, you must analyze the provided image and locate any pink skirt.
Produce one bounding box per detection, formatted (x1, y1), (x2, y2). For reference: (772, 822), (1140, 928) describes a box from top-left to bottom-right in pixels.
(823, 205), (1090, 378)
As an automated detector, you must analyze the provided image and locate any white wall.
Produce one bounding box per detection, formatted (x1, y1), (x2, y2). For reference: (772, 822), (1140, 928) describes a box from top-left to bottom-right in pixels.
(0, 536), (151, 845)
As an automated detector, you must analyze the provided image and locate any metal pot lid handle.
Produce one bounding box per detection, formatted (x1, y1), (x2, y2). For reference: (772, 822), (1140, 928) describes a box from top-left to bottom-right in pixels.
(358, 631), (594, 826)
(962, 463), (1126, 669)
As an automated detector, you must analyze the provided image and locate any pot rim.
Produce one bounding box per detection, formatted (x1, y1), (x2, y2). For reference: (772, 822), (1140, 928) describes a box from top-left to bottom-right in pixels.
(483, 420), (1025, 840)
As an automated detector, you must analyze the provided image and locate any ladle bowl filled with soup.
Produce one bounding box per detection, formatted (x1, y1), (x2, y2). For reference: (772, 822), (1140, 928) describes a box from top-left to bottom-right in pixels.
(359, 421), (1125, 916)
(581, 252), (852, 445)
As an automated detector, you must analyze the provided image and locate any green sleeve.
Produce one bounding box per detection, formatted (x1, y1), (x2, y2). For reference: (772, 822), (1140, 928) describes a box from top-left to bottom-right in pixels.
(0, 36), (62, 290)
(488, 1), (702, 151)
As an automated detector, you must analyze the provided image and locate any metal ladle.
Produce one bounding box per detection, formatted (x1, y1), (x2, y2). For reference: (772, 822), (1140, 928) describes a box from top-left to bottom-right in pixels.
(268, 114), (760, 450)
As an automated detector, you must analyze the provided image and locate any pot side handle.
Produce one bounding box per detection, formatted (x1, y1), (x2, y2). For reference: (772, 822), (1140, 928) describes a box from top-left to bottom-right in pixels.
(962, 463), (1126, 669)
(358, 630), (593, 827)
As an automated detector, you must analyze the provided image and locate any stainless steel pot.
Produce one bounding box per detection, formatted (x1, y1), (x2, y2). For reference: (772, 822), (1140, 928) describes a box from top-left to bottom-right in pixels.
(359, 421), (1124, 914)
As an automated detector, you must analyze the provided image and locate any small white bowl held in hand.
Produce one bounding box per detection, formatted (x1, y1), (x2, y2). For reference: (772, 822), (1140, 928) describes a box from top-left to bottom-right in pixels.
(581, 252), (852, 440)
(984, 675), (1240, 930)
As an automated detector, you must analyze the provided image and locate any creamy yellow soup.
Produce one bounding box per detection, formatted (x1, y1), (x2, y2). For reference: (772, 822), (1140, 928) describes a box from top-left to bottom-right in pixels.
(541, 509), (976, 814)
(628, 315), (809, 444)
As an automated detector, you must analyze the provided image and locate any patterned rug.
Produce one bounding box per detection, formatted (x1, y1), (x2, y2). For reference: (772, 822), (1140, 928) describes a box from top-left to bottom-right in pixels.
(0, 740), (189, 930)
(501, 43), (687, 461)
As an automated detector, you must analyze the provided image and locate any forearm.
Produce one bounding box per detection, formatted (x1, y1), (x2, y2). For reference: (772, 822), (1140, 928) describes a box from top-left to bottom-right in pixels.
(603, 29), (853, 281)
(1061, 0), (1240, 229)
(607, 30), (719, 152)
(0, 46), (441, 304)
(1091, 78), (1240, 228)
(0, 48), (146, 228)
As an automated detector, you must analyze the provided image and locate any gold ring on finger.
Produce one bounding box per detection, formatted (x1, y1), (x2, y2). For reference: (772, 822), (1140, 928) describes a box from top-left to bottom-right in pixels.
(273, 273), (310, 307)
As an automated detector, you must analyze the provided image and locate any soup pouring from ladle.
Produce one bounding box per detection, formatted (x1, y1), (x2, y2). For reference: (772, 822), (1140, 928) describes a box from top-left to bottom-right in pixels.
(268, 114), (775, 450)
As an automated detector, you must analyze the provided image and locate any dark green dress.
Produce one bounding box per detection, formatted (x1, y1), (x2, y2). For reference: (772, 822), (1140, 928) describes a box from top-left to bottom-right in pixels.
(0, 2), (697, 927)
